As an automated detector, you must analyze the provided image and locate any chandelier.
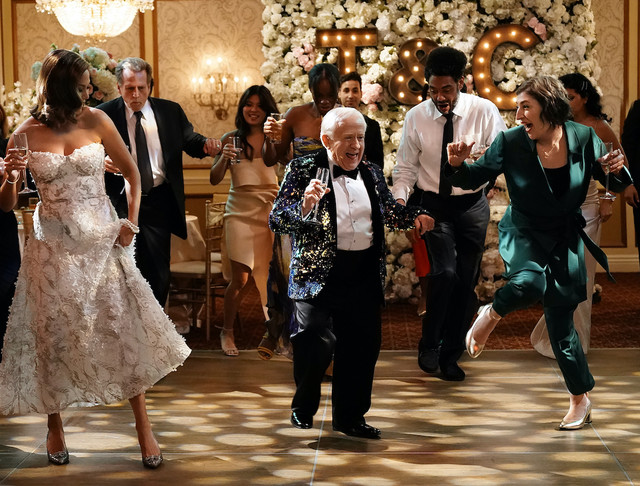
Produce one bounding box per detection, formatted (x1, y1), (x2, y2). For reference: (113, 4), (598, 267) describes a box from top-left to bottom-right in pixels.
(35, 0), (154, 41)
(191, 58), (249, 120)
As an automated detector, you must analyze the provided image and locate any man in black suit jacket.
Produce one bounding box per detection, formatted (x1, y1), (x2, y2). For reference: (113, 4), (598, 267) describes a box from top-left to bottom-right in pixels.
(338, 72), (385, 169)
(98, 57), (221, 305)
(621, 100), (640, 263)
(269, 107), (433, 438)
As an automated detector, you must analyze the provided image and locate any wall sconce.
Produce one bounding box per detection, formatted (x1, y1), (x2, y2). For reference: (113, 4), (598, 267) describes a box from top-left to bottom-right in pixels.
(471, 25), (541, 110)
(191, 57), (249, 120)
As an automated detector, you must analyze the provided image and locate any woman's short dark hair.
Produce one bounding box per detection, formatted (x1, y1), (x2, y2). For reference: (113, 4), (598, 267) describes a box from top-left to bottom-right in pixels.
(308, 63), (340, 95)
(424, 47), (467, 81)
(516, 76), (572, 127)
(234, 85), (278, 161)
(30, 49), (90, 129)
(559, 73), (611, 122)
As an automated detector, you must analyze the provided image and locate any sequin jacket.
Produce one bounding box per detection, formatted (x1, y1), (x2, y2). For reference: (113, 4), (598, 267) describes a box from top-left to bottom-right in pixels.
(269, 149), (426, 301)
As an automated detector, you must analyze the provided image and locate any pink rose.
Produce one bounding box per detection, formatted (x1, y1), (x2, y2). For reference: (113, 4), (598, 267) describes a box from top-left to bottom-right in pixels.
(361, 82), (384, 104)
(527, 17), (547, 41)
(304, 60), (315, 72)
(292, 47), (304, 58)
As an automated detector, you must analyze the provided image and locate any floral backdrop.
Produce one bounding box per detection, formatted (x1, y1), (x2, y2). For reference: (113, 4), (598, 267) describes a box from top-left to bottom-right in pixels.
(261, 0), (599, 303)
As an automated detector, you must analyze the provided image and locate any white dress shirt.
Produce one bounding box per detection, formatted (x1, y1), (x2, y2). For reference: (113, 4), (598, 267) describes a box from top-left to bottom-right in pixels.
(124, 101), (166, 187)
(392, 93), (507, 202)
(328, 156), (373, 251)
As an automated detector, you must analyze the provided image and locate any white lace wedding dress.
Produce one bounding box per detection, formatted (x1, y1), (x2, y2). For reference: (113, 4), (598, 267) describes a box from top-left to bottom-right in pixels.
(0, 143), (190, 416)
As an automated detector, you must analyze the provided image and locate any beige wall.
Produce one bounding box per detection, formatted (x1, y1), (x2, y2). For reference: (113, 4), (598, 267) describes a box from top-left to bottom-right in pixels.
(0, 0), (637, 268)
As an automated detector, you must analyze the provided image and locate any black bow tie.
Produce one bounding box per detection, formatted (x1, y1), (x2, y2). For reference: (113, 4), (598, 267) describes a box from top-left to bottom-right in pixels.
(333, 165), (359, 179)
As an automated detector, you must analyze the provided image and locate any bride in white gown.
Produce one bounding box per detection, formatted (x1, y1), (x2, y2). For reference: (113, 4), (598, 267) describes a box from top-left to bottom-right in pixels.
(0, 49), (190, 469)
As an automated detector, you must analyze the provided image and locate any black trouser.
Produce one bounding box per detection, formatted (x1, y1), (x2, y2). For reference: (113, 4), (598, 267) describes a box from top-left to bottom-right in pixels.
(291, 247), (382, 426)
(135, 183), (175, 306)
(420, 191), (490, 365)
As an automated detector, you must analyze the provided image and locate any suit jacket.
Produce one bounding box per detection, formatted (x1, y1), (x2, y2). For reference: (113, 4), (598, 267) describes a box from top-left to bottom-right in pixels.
(269, 149), (425, 301)
(621, 99), (640, 185)
(97, 96), (208, 239)
(363, 115), (384, 169)
(448, 121), (633, 306)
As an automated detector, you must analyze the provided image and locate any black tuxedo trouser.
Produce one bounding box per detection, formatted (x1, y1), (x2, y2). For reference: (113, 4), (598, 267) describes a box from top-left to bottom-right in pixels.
(291, 247), (382, 427)
(419, 191), (490, 366)
(135, 182), (175, 306)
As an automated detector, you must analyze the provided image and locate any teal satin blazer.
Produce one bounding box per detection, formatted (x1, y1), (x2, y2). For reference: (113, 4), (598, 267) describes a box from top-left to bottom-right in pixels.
(448, 122), (633, 307)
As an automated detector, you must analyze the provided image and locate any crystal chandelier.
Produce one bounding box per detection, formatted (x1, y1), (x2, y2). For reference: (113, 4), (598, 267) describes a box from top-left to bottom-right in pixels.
(191, 58), (249, 120)
(35, 0), (154, 41)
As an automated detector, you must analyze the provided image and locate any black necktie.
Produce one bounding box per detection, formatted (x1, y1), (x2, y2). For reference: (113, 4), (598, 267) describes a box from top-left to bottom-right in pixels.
(439, 112), (454, 196)
(134, 111), (154, 194)
(333, 165), (359, 179)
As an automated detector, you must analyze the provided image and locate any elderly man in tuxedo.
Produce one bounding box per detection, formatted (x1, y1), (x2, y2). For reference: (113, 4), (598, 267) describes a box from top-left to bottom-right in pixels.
(270, 107), (434, 439)
(98, 57), (221, 305)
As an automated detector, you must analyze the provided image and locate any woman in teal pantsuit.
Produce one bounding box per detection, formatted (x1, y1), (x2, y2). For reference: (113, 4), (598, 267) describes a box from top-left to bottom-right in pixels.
(446, 76), (632, 430)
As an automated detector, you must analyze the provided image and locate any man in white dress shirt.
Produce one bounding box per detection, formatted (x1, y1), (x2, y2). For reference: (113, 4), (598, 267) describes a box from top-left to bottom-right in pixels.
(99, 57), (221, 305)
(393, 47), (506, 381)
(270, 107), (433, 438)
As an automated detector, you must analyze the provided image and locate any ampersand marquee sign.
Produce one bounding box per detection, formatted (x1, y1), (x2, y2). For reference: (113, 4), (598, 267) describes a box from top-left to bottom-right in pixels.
(315, 25), (541, 111)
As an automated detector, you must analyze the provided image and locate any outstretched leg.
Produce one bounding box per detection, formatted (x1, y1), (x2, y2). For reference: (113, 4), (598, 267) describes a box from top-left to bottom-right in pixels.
(129, 393), (162, 468)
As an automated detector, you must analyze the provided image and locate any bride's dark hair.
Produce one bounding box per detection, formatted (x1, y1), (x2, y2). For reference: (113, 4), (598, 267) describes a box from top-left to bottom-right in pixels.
(30, 49), (90, 129)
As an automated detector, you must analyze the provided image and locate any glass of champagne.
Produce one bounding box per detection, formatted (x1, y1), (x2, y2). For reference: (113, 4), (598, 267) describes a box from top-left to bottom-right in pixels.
(268, 113), (283, 143)
(231, 136), (242, 164)
(13, 133), (36, 194)
(469, 143), (487, 163)
(308, 167), (330, 225)
(600, 142), (615, 201)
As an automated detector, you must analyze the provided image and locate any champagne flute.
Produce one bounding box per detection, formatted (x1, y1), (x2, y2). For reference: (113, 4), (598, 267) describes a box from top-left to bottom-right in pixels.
(231, 136), (242, 164)
(267, 113), (283, 143)
(600, 142), (615, 201)
(14, 133), (36, 195)
(308, 167), (330, 225)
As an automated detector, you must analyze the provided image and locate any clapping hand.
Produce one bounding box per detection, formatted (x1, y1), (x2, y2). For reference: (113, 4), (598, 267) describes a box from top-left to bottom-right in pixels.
(447, 141), (474, 167)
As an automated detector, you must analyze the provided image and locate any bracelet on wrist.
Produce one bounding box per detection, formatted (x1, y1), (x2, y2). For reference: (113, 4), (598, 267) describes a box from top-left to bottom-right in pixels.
(121, 219), (140, 234)
(5, 177), (18, 185)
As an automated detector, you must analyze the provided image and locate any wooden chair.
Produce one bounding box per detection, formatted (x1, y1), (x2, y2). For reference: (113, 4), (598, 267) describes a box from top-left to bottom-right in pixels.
(169, 200), (227, 340)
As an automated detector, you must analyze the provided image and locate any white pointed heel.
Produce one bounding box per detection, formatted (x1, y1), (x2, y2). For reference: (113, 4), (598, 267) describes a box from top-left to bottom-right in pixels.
(558, 402), (592, 430)
(465, 304), (498, 359)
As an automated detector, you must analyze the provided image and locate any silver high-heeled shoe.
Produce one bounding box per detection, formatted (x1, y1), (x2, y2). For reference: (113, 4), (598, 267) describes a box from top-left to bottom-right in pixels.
(558, 402), (592, 430)
(46, 432), (69, 465)
(142, 453), (163, 469)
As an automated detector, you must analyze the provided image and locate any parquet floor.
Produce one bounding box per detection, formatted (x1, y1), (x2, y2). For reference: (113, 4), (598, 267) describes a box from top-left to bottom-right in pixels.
(1, 349), (638, 485)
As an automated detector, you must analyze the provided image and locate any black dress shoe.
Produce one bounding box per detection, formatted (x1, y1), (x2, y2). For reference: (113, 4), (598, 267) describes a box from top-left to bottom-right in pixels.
(290, 412), (313, 429)
(418, 348), (439, 373)
(440, 361), (465, 381)
(333, 422), (381, 439)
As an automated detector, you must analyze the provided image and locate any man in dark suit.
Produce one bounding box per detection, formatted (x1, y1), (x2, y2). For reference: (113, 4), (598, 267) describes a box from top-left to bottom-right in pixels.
(338, 72), (385, 169)
(621, 100), (640, 264)
(98, 57), (221, 305)
(269, 107), (433, 439)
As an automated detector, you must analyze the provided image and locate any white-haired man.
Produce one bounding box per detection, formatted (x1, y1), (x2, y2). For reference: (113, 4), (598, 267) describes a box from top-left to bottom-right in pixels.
(270, 107), (434, 439)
